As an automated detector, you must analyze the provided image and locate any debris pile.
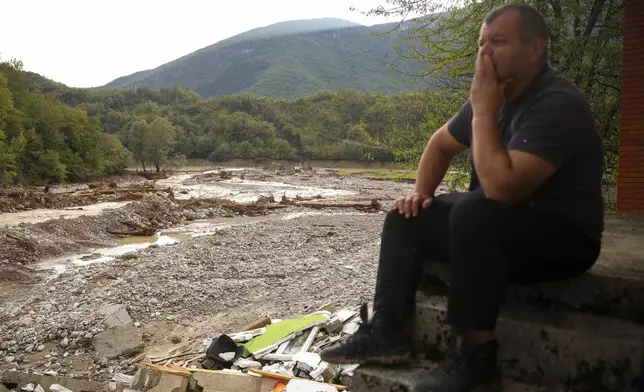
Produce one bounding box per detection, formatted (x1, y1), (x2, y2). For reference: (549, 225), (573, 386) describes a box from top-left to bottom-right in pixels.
(0, 188), (95, 214)
(140, 304), (366, 391)
(0, 305), (365, 392)
(0, 182), (172, 214)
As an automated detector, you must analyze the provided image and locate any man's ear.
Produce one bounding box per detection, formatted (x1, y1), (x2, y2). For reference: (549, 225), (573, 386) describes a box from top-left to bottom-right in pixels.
(529, 38), (546, 63)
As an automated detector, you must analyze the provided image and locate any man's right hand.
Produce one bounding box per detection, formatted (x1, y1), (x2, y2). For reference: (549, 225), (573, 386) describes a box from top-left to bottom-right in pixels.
(392, 193), (433, 218)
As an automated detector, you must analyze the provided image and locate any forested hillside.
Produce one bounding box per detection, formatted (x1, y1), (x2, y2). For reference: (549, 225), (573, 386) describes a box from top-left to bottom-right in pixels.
(0, 61), (131, 184)
(0, 58), (457, 184)
(102, 20), (431, 98)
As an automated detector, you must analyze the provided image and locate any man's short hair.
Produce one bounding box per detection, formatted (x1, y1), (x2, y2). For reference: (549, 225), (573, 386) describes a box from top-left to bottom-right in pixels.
(484, 4), (549, 61)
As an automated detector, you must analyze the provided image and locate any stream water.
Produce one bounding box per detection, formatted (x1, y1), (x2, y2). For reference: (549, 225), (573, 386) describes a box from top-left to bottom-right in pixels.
(28, 170), (360, 275)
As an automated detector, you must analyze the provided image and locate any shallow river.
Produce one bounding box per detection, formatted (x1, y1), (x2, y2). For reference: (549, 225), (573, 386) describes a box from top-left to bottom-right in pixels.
(22, 170), (360, 275)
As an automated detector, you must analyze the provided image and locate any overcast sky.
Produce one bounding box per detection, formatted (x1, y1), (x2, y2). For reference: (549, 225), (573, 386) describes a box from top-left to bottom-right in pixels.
(1, 0), (398, 88)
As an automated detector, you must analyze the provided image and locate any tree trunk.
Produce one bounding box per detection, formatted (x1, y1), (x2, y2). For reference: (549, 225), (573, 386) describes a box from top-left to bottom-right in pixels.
(141, 159), (146, 172)
(155, 162), (160, 173)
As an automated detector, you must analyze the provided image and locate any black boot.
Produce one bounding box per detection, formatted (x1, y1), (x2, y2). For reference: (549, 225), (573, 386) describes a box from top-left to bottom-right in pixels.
(414, 333), (501, 392)
(320, 303), (411, 365)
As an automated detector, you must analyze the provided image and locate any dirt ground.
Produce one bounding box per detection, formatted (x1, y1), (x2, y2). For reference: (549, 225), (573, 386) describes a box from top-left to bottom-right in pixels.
(0, 167), (417, 381)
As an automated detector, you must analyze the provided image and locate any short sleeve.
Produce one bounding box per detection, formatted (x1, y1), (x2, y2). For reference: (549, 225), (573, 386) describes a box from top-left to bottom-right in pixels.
(447, 100), (473, 147)
(507, 92), (590, 169)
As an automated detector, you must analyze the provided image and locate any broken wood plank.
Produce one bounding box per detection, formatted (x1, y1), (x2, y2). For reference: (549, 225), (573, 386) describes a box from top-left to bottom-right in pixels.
(238, 316), (272, 332)
(138, 362), (192, 377)
(149, 351), (203, 364)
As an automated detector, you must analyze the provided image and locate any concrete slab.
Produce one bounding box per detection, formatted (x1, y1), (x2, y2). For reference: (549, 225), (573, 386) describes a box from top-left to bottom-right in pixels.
(421, 214), (644, 322)
(93, 326), (144, 360)
(410, 295), (644, 391)
(98, 304), (133, 328)
(352, 363), (572, 392)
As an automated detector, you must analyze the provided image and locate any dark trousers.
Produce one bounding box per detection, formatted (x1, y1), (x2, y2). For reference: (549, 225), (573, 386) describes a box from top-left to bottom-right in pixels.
(373, 192), (601, 332)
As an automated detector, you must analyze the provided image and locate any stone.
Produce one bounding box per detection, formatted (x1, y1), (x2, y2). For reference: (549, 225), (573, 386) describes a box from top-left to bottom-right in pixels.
(49, 384), (72, 392)
(5, 356), (15, 363)
(93, 326), (144, 360)
(36, 345), (44, 352)
(59, 338), (69, 348)
(98, 304), (133, 327)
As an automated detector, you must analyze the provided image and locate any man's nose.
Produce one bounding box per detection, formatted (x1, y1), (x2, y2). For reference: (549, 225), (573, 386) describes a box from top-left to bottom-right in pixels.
(479, 43), (493, 56)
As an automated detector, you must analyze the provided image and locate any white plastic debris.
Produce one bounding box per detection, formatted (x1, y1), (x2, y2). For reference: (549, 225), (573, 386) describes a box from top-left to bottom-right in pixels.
(309, 361), (329, 379)
(342, 321), (360, 335)
(233, 358), (262, 369)
(285, 379), (336, 392)
(262, 361), (295, 376)
(21, 383), (35, 391)
(293, 352), (321, 369)
(35, 386), (45, 392)
(219, 351), (236, 361)
(228, 327), (267, 342)
(341, 364), (360, 377)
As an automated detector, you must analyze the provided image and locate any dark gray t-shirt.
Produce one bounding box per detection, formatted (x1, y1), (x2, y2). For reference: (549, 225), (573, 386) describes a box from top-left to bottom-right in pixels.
(447, 66), (605, 240)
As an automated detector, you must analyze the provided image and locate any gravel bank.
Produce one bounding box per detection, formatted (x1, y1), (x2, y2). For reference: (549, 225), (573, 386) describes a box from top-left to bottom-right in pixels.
(0, 212), (387, 380)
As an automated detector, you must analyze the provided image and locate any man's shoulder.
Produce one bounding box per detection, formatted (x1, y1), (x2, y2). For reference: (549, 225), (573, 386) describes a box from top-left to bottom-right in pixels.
(537, 72), (590, 110)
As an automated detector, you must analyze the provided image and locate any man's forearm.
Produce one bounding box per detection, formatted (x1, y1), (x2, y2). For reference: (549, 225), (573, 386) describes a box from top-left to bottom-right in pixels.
(414, 143), (454, 196)
(471, 116), (513, 197)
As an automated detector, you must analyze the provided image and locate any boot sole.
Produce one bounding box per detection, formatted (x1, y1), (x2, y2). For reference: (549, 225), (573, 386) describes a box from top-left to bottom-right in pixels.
(321, 352), (411, 366)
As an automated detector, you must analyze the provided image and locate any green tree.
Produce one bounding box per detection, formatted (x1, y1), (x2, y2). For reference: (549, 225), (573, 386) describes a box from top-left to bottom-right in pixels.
(128, 119), (149, 171)
(146, 117), (179, 172)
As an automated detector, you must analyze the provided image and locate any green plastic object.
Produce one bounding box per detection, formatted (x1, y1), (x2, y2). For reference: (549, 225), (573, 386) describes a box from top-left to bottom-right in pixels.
(242, 312), (330, 357)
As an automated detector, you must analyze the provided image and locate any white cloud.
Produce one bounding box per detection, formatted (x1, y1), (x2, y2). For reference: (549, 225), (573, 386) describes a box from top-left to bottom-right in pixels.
(1, 0), (398, 87)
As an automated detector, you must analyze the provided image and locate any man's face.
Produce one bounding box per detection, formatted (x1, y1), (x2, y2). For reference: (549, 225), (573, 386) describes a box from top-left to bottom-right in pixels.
(477, 11), (537, 82)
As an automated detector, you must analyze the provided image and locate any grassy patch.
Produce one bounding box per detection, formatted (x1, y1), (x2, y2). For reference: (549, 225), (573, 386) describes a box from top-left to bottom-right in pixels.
(339, 169), (417, 182)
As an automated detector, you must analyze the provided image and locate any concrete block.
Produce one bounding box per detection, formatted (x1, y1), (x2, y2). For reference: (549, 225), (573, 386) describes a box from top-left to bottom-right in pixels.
(352, 364), (571, 392)
(421, 214), (644, 323)
(410, 295), (644, 391)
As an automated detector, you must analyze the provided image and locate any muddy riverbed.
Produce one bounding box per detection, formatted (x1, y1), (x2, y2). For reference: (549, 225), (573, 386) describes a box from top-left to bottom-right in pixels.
(0, 167), (423, 380)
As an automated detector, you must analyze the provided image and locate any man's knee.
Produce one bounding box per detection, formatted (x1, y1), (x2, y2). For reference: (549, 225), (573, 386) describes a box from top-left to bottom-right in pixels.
(383, 209), (414, 232)
(449, 195), (509, 235)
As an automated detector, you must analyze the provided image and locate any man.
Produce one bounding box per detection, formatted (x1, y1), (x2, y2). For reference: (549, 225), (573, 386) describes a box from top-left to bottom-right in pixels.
(320, 4), (604, 392)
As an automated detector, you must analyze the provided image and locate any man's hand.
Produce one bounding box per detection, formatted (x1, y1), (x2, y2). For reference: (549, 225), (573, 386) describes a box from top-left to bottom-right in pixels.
(392, 193), (433, 218)
(470, 53), (505, 118)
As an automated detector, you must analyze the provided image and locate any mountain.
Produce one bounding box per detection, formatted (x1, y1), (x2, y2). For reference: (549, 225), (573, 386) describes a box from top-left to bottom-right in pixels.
(102, 19), (430, 99)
